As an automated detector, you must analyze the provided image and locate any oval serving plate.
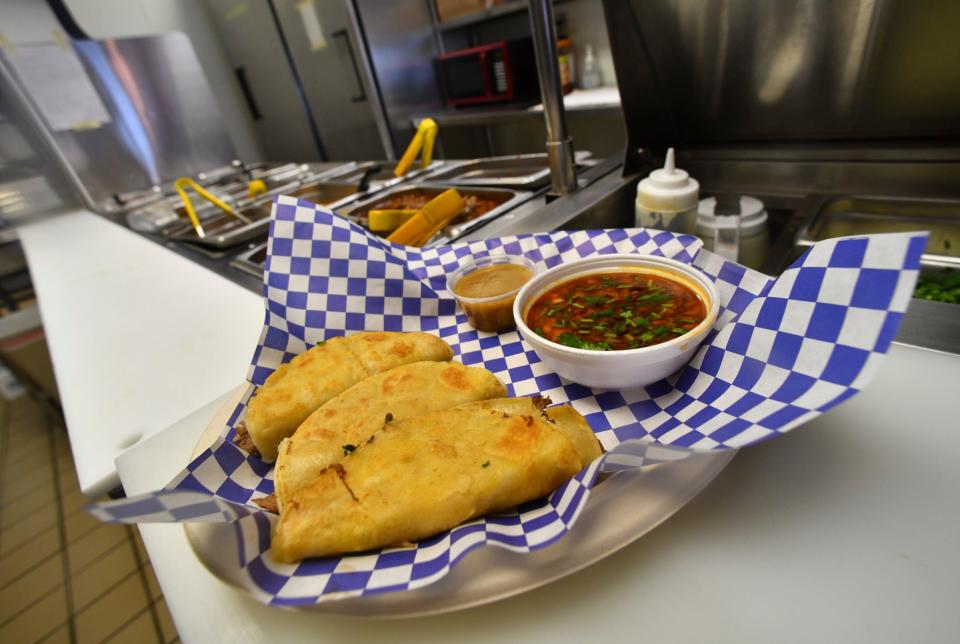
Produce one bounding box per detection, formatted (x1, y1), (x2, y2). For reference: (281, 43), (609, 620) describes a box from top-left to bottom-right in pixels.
(185, 385), (735, 618)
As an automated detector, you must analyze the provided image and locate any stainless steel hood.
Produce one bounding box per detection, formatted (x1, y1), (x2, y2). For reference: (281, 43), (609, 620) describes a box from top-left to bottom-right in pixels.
(601, 0), (960, 171)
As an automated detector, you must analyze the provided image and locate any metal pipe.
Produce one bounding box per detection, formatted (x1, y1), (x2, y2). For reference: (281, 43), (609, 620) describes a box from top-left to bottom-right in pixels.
(528, 0), (577, 195)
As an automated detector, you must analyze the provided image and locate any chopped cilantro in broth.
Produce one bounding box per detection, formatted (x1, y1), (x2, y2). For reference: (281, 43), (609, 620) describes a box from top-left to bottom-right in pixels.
(526, 272), (707, 351)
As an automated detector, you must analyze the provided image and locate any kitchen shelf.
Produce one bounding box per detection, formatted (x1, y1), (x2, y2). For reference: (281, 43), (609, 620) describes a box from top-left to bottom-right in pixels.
(435, 0), (581, 32)
(414, 91), (621, 128)
(436, 2), (528, 32)
(416, 105), (540, 128)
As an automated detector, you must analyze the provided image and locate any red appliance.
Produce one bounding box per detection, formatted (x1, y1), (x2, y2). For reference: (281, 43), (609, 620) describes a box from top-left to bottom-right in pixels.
(436, 39), (538, 107)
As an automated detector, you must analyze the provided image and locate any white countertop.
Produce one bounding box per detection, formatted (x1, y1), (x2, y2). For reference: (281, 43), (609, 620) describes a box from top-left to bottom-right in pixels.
(19, 210), (264, 495)
(22, 208), (960, 641)
(117, 343), (960, 643)
(528, 86), (622, 112)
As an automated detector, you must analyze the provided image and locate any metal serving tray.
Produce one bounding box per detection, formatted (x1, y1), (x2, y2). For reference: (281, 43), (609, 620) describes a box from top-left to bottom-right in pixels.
(124, 183), (261, 236)
(313, 160), (443, 191)
(419, 153), (593, 190)
(338, 183), (533, 246)
(784, 195), (960, 355)
(229, 242), (268, 279)
(184, 387), (735, 617)
(112, 163), (324, 216)
(194, 162), (329, 188)
(796, 195), (960, 267)
(162, 180), (369, 249)
(229, 180), (526, 277)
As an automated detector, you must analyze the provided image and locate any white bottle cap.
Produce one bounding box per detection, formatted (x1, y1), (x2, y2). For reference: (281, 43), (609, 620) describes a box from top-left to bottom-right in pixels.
(636, 148), (700, 212)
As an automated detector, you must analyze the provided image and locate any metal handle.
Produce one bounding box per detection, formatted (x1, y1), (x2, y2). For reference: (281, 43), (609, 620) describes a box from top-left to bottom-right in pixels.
(234, 67), (262, 121)
(528, 0), (576, 196)
(331, 29), (366, 103)
(357, 164), (382, 192)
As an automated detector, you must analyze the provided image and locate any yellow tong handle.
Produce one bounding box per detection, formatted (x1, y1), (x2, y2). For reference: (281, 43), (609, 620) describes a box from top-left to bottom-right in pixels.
(367, 209), (418, 233)
(174, 177), (250, 238)
(386, 189), (464, 247)
(394, 118), (438, 177)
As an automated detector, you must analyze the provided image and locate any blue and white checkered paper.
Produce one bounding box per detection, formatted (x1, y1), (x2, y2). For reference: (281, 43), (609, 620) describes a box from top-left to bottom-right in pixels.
(90, 195), (926, 605)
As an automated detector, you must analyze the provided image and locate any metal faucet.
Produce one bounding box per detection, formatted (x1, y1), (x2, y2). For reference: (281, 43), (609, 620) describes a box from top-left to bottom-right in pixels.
(528, 0), (577, 196)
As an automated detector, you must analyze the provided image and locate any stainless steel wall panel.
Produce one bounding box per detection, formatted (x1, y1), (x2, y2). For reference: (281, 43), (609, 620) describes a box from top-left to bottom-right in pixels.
(603, 0), (960, 156)
(1, 33), (238, 208)
(353, 0), (444, 153)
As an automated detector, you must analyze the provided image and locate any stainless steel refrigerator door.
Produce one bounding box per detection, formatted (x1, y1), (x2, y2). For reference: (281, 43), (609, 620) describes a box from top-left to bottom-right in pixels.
(205, 0), (324, 162)
(353, 0), (445, 156)
(273, 0), (385, 160)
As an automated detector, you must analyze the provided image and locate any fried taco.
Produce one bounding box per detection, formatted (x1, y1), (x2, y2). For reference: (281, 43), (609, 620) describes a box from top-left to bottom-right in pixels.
(270, 397), (602, 562)
(273, 361), (506, 511)
(242, 332), (452, 461)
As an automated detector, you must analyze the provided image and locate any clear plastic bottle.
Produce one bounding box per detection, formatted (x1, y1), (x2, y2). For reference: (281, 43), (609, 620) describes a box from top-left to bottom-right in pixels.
(580, 44), (601, 89)
(634, 148), (699, 234)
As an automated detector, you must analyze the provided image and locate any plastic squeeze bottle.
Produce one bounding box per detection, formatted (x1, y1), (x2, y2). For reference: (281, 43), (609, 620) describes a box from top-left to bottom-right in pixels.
(580, 44), (601, 89)
(634, 148), (699, 234)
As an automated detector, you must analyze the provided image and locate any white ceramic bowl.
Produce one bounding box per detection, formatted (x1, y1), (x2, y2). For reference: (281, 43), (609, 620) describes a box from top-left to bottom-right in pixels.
(513, 254), (719, 390)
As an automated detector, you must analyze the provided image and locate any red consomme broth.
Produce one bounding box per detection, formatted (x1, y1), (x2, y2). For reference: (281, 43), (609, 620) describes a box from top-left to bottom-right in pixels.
(526, 271), (707, 351)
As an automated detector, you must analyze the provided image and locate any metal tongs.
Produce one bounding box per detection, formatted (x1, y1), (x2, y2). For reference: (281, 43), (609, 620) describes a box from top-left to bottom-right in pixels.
(393, 118), (438, 177)
(357, 164), (382, 193)
(173, 177), (251, 239)
(386, 188), (465, 247)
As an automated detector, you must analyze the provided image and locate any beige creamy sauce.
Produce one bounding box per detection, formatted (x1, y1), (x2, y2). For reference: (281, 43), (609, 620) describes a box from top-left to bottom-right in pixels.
(453, 264), (533, 299)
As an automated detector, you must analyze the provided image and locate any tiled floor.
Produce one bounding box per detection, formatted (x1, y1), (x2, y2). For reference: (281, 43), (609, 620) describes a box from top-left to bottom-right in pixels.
(0, 394), (179, 643)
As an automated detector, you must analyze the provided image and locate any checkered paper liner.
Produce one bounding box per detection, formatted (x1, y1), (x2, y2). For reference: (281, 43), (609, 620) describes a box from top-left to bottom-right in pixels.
(90, 195), (927, 605)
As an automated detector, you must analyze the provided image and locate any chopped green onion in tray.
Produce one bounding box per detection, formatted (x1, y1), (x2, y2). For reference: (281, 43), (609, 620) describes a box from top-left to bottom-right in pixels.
(913, 269), (960, 304)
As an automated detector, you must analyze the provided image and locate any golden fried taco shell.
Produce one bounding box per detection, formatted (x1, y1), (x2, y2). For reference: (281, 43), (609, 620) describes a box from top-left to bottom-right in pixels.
(244, 332), (452, 462)
(544, 404), (604, 465)
(274, 361), (506, 511)
(270, 399), (598, 562)
(456, 397), (604, 465)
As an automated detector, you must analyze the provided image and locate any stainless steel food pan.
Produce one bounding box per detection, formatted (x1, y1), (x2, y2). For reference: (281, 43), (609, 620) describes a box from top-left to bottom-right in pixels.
(338, 183), (533, 246)
(287, 181), (366, 206)
(162, 180), (368, 249)
(162, 201), (274, 248)
(229, 242), (268, 279)
(419, 153), (593, 190)
(315, 160), (442, 190)
(796, 196), (960, 267)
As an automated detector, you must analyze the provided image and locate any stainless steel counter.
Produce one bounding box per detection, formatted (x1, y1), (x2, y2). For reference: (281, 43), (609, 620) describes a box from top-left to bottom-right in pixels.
(110, 157), (597, 296)
(107, 152), (959, 355)
(465, 155), (960, 355)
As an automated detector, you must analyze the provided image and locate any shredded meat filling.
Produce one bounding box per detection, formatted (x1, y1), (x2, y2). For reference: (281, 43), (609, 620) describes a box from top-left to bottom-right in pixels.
(232, 421), (260, 457)
(530, 395), (552, 410)
(252, 494), (278, 513)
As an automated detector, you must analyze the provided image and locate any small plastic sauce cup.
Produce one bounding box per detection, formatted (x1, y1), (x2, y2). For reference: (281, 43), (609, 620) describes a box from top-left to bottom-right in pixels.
(448, 255), (536, 332)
